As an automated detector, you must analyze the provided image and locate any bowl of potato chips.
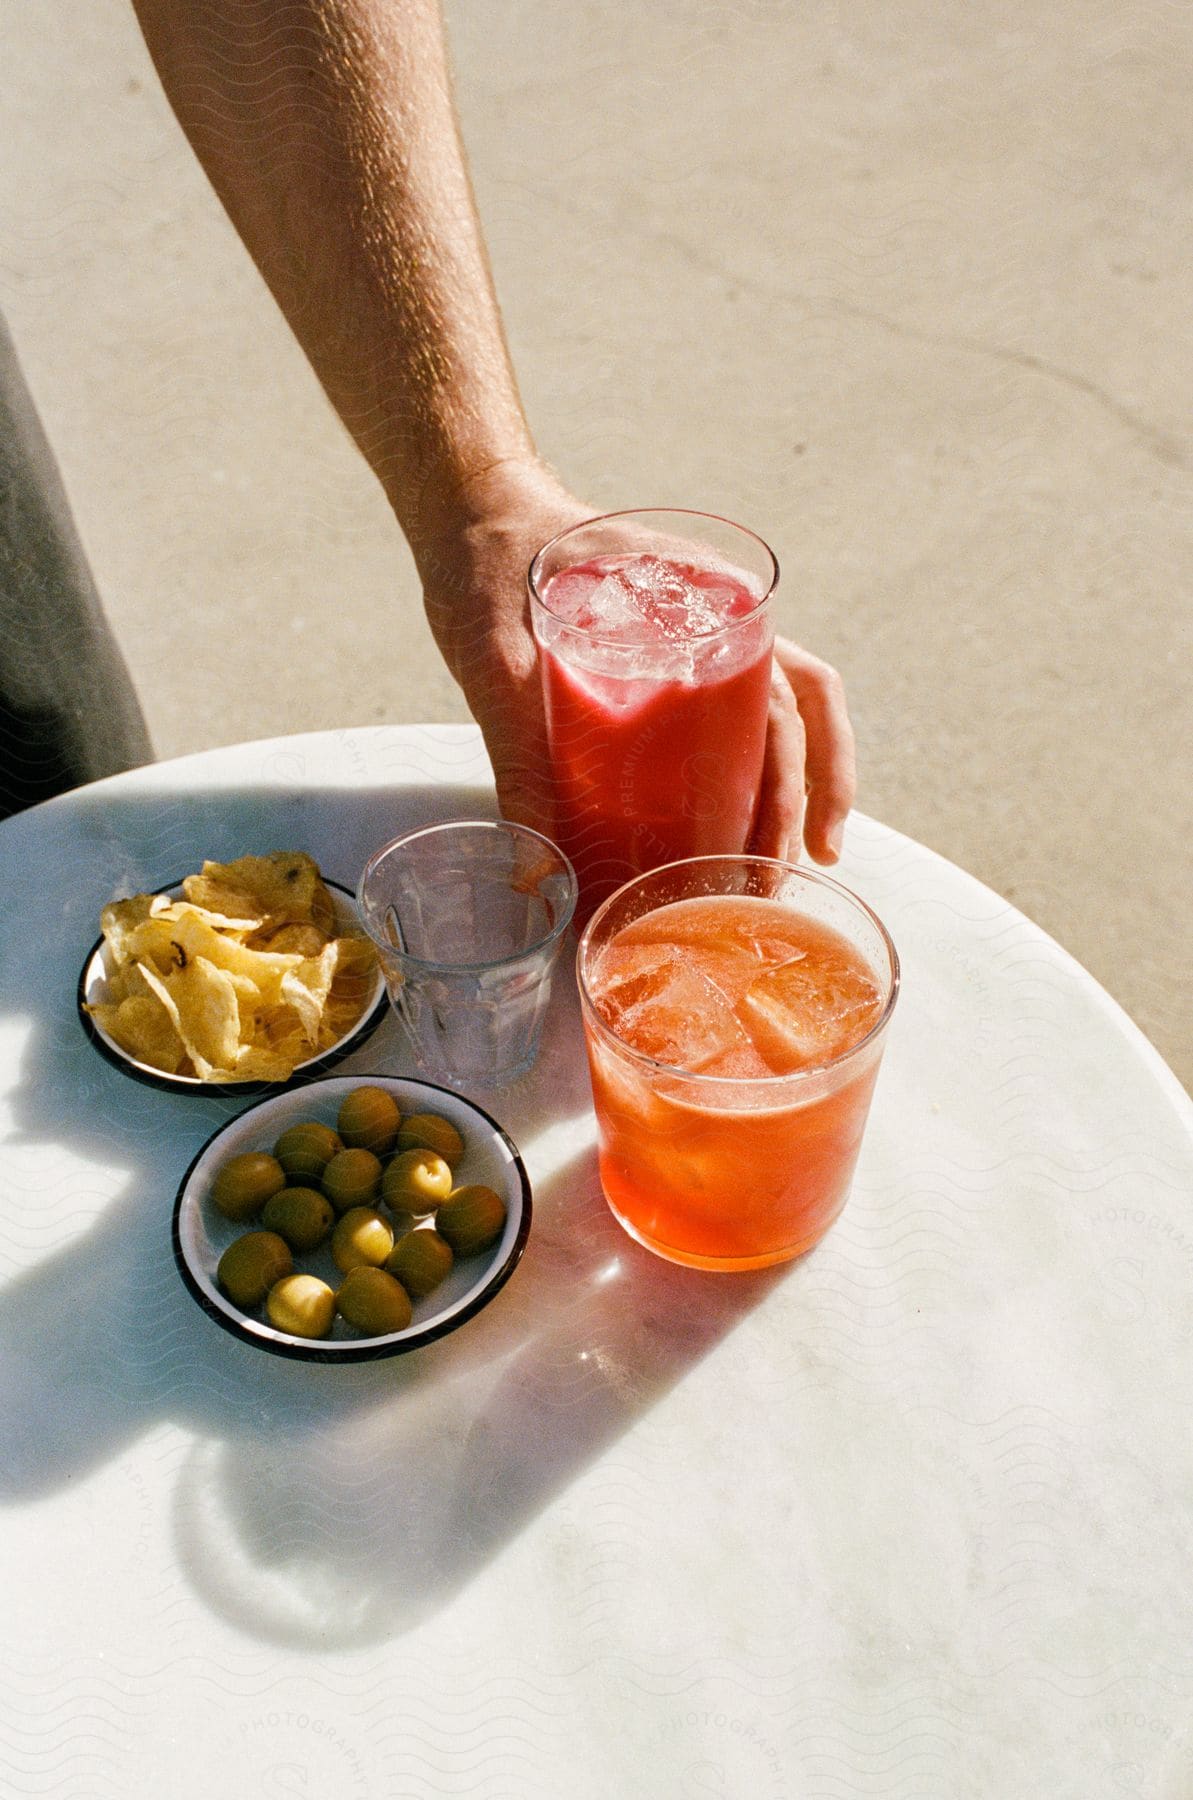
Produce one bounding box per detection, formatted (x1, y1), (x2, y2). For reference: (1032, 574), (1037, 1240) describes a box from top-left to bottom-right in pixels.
(78, 851), (387, 1091)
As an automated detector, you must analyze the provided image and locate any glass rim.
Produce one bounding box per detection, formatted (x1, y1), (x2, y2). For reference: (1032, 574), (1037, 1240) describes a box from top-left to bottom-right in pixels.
(527, 507), (780, 648)
(576, 853), (900, 1087)
(356, 819), (578, 975)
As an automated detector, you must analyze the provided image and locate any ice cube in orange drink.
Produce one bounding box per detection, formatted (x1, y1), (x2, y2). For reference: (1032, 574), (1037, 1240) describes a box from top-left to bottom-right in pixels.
(583, 890), (893, 1269)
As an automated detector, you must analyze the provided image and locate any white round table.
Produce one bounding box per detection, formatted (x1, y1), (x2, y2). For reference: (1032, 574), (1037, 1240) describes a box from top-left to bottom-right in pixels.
(1, 725), (1191, 1797)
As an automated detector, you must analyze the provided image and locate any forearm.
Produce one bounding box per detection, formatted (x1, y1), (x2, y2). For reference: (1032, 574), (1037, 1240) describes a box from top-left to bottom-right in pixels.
(131, 0), (534, 551)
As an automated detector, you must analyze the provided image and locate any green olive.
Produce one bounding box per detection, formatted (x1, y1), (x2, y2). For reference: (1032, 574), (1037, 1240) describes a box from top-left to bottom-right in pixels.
(217, 1231), (293, 1309)
(210, 1151), (287, 1222)
(382, 1147), (453, 1214)
(321, 1147), (383, 1214)
(435, 1186), (507, 1258)
(395, 1112), (465, 1167)
(331, 1206), (395, 1273)
(273, 1120), (342, 1183)
(336, 1266), (413, 1335)
(261, 1185), (336, 1253)
(385, 1228), (454, 1298)
(267, 1273), (336, 1338)
(337, 1085), (402, 1155)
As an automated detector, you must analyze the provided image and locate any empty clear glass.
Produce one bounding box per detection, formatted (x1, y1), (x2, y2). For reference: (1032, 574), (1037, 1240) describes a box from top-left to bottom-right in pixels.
(357, 821), (578, 1087)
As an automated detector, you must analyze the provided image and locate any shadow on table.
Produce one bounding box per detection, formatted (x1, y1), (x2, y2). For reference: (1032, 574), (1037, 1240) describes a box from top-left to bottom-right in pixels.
(0, 778), (781, 1648)
(168, 1147), (779, 1647)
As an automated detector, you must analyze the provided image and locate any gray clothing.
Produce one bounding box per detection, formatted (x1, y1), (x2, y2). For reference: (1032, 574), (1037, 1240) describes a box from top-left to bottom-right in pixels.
(0, 313), (151, 820)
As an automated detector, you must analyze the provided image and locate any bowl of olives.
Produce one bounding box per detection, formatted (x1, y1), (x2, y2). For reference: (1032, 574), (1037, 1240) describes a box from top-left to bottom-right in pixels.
(172, 1076), (532, 1360)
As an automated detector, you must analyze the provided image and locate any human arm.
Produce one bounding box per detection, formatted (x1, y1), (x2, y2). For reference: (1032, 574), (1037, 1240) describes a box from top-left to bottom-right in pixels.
(129, 0), (582, 827)
(130, 0), (852, 855)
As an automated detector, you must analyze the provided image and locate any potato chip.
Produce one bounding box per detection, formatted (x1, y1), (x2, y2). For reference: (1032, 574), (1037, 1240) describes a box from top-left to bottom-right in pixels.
(321, 993), (367, 1045)
(103, 961), (155, 1007)
(251, 922), (328, 959)
(117, 916), (190, 979)
(99, 894), (161, 966)
(230, 1043), (305, 1082)
(133, 910), (303, 997)
(281, 941), (341, 1044)
(131, 961), (201, 1074)
(183, 852), (328, 929)
(154, 900), (261, 934)
(334, 933), (377, 978)
(178, 876), (270, 924)
(133, 956), (248, 1079)
(86, 851), (378, 1081)
(89, 993), (187, 1074)
(321, 936), (378, 1046)
(166, 956), (245, 1076)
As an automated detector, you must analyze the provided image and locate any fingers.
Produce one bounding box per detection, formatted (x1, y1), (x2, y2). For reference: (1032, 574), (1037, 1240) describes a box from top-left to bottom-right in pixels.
(417, 481), (591, 846)
(491, 742), (556, 839)
(772, 637), (856, 864)
(422, 573), (555, 836)
(469, 678), (556, 839)
(468, 671), (557, 840)
(747, 670), (807, 862)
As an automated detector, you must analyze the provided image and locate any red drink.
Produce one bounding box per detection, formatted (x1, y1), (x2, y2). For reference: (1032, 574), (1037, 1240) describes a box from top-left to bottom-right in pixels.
(530, 515), (777, 923)
(579, 863), (898, 1271)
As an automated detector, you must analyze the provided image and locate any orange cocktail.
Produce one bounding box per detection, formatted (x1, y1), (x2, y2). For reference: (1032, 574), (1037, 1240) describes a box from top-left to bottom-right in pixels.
(578, 857), (899, 1270)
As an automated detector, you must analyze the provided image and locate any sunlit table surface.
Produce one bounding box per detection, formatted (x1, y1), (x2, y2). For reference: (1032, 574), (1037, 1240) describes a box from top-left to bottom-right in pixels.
(2, 723), (1191, 1798)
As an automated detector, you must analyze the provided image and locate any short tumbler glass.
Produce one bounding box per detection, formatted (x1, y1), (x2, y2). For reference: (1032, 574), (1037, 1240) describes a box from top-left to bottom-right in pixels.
(577, 855), (899, 1270)
(357, 822), (578, 1087)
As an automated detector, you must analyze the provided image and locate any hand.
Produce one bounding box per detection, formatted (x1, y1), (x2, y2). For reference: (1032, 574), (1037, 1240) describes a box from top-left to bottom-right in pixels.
(747, 637), (857, 866)
(413, 461), (857, 866)
(411, 457), (591, 835)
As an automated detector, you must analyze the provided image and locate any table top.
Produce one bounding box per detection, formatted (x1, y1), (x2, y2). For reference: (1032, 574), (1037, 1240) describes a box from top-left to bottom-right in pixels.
(2, 725), (1191, 1798)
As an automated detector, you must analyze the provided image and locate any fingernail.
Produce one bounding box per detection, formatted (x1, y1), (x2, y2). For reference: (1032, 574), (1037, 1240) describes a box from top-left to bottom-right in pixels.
(827, 821), (845, 859)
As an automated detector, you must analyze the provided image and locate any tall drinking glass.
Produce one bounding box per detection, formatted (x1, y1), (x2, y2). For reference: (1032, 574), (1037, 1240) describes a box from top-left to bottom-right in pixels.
(578, 856), (899, 1271)
(529, 510), (778, 924)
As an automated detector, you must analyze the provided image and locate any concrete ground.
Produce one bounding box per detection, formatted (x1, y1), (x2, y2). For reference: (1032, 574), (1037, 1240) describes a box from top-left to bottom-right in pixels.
(2, 1), (1189, 1090)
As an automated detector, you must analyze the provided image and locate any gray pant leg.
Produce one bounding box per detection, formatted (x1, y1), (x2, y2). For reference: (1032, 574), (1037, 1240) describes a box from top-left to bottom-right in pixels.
(0, 313), (152, 820)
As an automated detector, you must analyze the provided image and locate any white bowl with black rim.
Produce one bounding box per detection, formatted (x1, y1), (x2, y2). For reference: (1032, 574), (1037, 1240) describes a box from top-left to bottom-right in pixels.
(172, 1074), (532, 1361)
(77, 879), (388, 1095)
